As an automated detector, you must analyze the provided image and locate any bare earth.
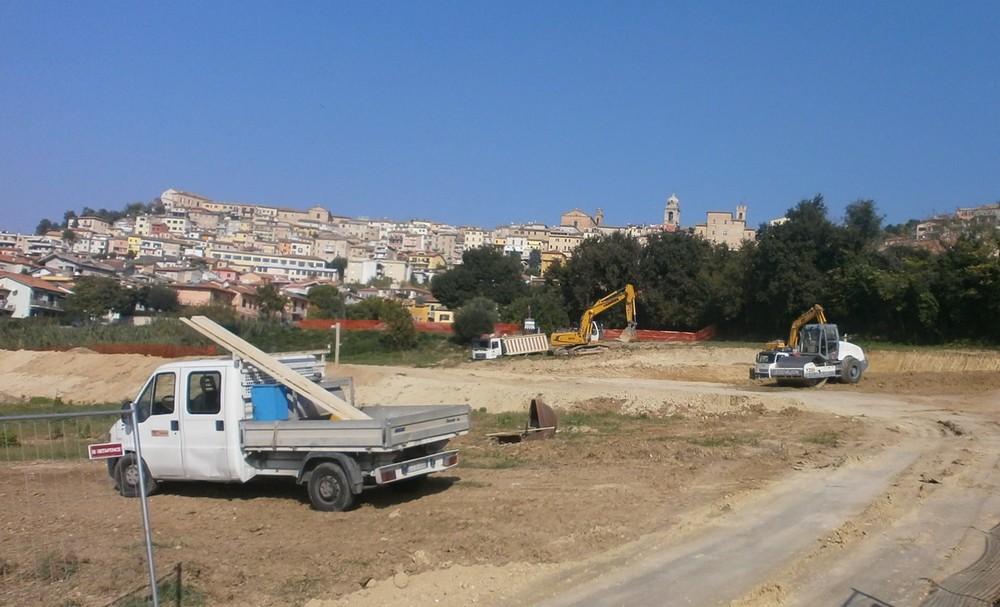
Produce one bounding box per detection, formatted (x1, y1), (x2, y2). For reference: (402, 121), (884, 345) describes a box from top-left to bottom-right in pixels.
(2, 343), (1000, 607)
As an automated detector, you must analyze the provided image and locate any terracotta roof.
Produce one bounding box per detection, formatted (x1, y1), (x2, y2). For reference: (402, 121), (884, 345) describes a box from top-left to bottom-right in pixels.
(0, 271), (72, 294)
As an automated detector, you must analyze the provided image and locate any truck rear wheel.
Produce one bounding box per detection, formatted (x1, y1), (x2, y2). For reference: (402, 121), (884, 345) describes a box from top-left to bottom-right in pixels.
(115, 453), (158, 498)
(842, 356), (863, 384)
(307, 462), (355, 512)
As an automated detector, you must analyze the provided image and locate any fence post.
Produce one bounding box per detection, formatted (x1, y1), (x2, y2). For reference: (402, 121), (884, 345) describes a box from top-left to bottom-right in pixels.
(130, 404), (160, 607)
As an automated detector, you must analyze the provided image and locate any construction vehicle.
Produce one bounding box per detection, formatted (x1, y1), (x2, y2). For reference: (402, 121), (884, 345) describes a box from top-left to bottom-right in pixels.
(471, 333), (550, 360)
(751, 304), (868, 386)
(105, 316), (470, 511)
(550, 284), (638, 354)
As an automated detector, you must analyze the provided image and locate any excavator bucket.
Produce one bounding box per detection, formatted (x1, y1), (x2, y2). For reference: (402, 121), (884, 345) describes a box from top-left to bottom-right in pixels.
(488, 398), (557, 443)
(618, 323), (637, 343)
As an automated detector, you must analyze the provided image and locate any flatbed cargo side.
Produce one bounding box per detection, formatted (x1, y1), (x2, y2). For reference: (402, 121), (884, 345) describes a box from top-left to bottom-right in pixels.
(240, 404), (471, 451)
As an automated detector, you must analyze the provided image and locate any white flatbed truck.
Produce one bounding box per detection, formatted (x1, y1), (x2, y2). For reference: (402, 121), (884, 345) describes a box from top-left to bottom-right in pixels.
(106, 316), (470, 511)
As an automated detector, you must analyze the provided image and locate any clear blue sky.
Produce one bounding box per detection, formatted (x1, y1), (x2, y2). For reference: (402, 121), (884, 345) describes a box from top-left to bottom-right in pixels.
(2, 1), (998, 235)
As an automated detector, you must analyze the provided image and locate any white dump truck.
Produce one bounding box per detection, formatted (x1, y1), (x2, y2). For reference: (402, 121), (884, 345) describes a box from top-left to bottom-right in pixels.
(471, 333), (550, 360)
(105, 316), (470, 511)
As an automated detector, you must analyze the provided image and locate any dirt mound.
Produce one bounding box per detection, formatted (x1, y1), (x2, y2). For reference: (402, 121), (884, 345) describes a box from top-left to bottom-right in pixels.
(0, 349), (168, 404)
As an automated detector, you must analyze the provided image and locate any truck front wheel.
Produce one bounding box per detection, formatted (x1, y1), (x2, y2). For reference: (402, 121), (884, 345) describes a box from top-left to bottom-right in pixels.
(115, 453), (158, 498)
(307, 462), (355, 512)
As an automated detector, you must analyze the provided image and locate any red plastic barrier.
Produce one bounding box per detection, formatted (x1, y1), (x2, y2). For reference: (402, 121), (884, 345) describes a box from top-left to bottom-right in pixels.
(603, 324), (716, 342)
(298, 319), (382, 331)
(297, 319), (523, 335)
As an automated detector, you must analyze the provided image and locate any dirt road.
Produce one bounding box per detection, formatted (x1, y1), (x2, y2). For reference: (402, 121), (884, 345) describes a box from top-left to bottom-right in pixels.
(1, 343), (999, 607)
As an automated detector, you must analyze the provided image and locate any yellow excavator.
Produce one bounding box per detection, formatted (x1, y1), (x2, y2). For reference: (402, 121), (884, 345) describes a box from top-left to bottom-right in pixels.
(763, 304), (827, 351)
(550, 284), (637, 353)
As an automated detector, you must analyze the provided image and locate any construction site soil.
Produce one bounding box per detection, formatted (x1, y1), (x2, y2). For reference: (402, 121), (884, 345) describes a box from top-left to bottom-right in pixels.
(2, 343), (1000, 607)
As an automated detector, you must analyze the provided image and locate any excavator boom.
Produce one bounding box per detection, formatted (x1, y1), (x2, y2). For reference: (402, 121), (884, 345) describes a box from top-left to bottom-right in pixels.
(764, 304), (827, 350)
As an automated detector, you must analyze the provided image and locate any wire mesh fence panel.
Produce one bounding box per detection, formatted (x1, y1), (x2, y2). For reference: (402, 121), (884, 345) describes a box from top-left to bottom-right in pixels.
(0, 411), (159, 607)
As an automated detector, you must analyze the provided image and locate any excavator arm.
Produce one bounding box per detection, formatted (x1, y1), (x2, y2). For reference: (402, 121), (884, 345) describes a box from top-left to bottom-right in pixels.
(786, 304), (827, 349)
(765, 304), (827, 350)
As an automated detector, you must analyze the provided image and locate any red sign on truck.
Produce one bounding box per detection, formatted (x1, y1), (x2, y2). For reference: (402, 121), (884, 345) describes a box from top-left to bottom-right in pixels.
(88, 442), (124, 460)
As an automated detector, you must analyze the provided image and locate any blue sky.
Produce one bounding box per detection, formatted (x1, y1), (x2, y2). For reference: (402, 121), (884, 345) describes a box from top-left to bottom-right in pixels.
(2, 1), (998, 235)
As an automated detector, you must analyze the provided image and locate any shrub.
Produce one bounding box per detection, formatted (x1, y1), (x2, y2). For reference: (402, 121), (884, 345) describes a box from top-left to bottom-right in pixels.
(0, 427), (18, 447)
(452, 297), (498, 344)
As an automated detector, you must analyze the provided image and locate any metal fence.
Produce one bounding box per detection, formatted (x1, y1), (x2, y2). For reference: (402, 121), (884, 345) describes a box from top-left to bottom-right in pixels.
(0, 408), (161, 607)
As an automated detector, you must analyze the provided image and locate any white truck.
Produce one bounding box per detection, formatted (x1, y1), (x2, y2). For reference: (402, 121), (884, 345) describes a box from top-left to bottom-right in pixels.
(750, 321), (868, 386)
(471, 333), (550, 360)
(105, 317), (470, 511)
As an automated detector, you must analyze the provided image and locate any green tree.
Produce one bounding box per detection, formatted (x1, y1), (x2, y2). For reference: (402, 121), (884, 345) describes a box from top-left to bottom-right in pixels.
(556, 232), (642, 324)
(64, 276), (126, 320)
(739, 195), (837, 336)
(256, 283), (287, 320)
(639, 231), (738, 331)
(526, 249), (542, 276)
(35, 219), (58, 235)
(143, 284), (180, 313)
(375, 299), (418, 350)
(431, 247), (527, 309)
(326, 257), (348, 280)
(501, 289), (571, 334)
(452, 297), (499, 344)
(307, 284), (345, 319)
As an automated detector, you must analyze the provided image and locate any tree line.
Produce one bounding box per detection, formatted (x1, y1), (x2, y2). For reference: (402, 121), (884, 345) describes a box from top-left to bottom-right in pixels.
(431, 195), (1000, 346)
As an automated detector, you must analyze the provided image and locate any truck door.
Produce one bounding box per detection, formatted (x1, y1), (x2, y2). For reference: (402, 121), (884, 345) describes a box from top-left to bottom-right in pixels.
(133, 371), (185, 478)
(179, 370), (231, 480)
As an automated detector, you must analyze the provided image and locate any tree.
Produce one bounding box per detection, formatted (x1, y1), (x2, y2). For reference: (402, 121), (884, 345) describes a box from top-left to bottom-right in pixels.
(639, 231), (738, 331)
(739, 195), (838, 336)
(256, 283), (287, 320)
(501, 289), (571, 334)
(35, 219), (58, 235)
(526, 250), (542, 276)
(326, 257), (348, 280)
(64, 276), (126, 320)
(375, 299), (418, 350)
(431, 247), (527, 309)
(143, 284), (180, 313)
(307, 284), (345, 319)
(556, 232), (642, 324)
(452, 297), (499, 344)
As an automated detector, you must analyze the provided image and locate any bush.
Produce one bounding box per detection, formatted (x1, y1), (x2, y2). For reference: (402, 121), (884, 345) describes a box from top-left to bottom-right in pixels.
(0, 428), (18, 447)
(452, 297), (499, 344)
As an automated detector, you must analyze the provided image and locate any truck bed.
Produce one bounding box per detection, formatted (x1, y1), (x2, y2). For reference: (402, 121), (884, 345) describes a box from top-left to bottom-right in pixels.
(240, 404), (471, 452)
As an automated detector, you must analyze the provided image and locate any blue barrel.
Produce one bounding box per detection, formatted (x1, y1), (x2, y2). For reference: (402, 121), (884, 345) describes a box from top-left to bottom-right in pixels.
(251, 385), (289, 421)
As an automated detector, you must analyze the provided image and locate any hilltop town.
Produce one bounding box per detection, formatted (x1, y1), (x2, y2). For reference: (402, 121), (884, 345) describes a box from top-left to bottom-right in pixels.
(0, 187), (994, 322)
(0, 189), (758, 321)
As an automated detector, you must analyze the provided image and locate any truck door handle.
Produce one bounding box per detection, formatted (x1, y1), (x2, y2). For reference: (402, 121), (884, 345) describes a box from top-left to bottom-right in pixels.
(216, 420), (224, 431)
(170, 420), (179, 431)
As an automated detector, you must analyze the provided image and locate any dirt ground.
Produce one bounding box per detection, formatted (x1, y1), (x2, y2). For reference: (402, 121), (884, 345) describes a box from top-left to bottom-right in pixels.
(2, 343), (1000, 607)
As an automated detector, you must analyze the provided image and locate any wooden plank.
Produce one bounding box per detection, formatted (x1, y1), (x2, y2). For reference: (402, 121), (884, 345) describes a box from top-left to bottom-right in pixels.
(181, 316), (370, 420)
